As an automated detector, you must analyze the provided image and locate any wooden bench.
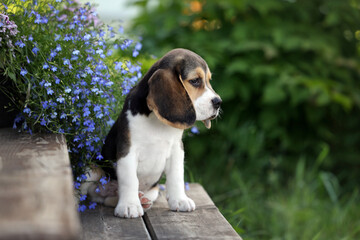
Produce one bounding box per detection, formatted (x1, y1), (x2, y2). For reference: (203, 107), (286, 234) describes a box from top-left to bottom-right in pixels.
(0, 128), (81, 240)
(0, 128), (242, 240)
(81, 183), (242, 240)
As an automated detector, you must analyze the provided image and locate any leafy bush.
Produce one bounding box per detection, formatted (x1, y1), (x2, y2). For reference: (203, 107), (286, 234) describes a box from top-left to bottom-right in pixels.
(132, 0), (360, 237)
(132, 0), (360, 188)
(0, 0), (143, 211)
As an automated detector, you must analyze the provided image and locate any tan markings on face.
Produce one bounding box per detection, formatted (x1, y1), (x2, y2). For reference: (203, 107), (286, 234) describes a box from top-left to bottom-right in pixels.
(206, 67), (215, 91)
(183, 67), (206, 102)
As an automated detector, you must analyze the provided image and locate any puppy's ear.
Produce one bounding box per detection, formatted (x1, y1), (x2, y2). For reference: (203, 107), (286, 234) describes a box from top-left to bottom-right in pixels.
(147, 69), (196, 129)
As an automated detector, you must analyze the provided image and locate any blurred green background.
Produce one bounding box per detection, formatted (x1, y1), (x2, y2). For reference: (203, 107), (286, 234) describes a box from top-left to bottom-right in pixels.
(130, 0), (360, 239)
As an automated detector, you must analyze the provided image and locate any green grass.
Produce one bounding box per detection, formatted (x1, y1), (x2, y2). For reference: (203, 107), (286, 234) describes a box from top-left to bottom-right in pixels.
(195, 159), (360, 240)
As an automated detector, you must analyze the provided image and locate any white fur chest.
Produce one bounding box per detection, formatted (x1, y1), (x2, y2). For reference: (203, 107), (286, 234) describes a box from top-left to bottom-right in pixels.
(127, 111), (184, 191)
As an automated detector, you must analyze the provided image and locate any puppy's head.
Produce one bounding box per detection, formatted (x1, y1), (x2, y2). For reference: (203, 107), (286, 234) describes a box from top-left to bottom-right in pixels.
(147, 48), (221, 129)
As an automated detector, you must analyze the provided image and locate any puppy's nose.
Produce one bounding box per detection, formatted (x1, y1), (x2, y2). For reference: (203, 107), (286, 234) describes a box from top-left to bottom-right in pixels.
(211, 97), (222, 109)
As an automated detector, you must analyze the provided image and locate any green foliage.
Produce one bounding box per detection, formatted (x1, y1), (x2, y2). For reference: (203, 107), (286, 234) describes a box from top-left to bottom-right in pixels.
(132, 0), (360, 185)
(132, 0), (360, 237)
(218, 160), (360, 239)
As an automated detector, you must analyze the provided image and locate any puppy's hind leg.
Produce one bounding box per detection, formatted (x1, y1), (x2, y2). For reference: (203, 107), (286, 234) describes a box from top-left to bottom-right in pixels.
(80, 166), (104, 195)
(80, 166), (106, 204)
(140, 186), (160, 211)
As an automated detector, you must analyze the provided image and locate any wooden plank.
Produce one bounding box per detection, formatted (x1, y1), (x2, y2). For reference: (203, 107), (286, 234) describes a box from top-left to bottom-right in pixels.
(144, 183), (242, 240)
(81, 205), (151, 240)
(0, 128), (81, 240)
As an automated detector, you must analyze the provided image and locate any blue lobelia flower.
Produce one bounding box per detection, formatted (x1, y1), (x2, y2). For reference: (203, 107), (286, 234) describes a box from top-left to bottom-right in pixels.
(15, 40), (26, 48)
(55, 44), (62, 52)
(88, 202), (97, 209)
(63, 58), (70, 65)
(23, 107), (31, 114)
(40, 118), (47, 126)
(65, 87), (71, 93)
(99, 176), (108, 186)
(83, 33), (91, 41)
(78, 204), (86, 212)
(47, 88), (54, 95)
(32, 46), (39, 54)
(54, 34), (61, 41)
(191, 126), (200, 134)
(20, 68), (28, 76)
(56, 96), (65, 103)
(79, 194), (87, 201)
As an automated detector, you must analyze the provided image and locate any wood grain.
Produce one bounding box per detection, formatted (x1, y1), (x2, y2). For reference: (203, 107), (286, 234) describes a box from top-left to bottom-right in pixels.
(0, 128), (81, 240)
(144, 183), (242, 240)
(81, 206), (150, 240)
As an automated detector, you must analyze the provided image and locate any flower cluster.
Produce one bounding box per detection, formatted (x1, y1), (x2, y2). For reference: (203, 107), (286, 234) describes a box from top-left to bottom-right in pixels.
(1, 0), (143, 211)
(0, 13), (19, 54)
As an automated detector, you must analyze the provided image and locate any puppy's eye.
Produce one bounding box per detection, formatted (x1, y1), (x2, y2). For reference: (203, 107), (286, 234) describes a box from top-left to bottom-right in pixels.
(189, 78), (202, 87)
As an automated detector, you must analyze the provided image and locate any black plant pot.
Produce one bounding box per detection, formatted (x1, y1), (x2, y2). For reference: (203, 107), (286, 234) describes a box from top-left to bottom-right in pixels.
(0, 79), (18, 128)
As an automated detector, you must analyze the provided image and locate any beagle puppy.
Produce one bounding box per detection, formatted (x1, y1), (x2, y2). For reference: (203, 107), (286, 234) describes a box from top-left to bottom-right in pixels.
(82, 48), (221, 218)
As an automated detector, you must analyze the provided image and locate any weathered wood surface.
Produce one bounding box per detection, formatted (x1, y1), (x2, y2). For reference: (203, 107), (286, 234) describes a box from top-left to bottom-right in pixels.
(81, 206), (150, 240)
(81, 183), (242, 240)
(145, 184), (242, 240)
(0, 128), (81, 240)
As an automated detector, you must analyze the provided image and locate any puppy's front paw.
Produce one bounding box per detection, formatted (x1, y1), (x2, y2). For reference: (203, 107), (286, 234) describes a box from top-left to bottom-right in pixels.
(168, 196), (196, 212)
(114, 201), (144, 218)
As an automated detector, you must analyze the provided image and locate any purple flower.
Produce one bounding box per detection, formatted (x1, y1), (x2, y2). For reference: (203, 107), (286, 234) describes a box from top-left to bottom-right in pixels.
(83, 107), (90, 117)
(115, 62), (122, 71)
(79, 194), (87, 201)
(63, 58), (70, 65)
(99, 176), (108, 186)
(64, 34), (71, 41)
(50, 112), (57, 119)
(60, 112), (67, 119)
(56, 96), (65, 103)
(51, 66), (57, 72)
(185, 182), (190, 191)
(78, 204), (86, 212)
(34, 16), (41, 24)
(43, 63), (49, 69)
(118, 26), (124, 34)
(191, 126), (200, 134)
(50, 50), (57, 58)
(72, 49), (80, 55)
(89, 202), (97, 209)
(41, 101), (49, 109)
(83, 33), (91, 41)
(20, 68), (28, 76)
(74, 182), (81, 189)
(47, 88), (54, 95)
(54, 34), (61, 41)
(65, 87), (71, 93)
(121, 39), (133, 50)
(15, 40), (25, 48)
(55, 44), (62, 52)
(132, 50), (139, 57)
(135, 42), (142, 51)
(32, 46), (39, 54)
(40, 118), (47, 126)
